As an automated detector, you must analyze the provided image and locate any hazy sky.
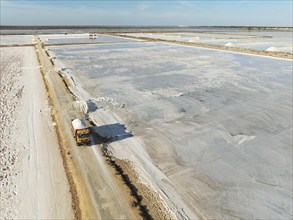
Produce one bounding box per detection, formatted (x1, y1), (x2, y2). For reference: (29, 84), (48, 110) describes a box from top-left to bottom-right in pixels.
(1, 0), (292, 26)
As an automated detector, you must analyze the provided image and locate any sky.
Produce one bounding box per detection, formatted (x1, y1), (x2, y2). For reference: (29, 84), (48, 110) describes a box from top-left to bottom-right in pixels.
(0, 0), (292, 26)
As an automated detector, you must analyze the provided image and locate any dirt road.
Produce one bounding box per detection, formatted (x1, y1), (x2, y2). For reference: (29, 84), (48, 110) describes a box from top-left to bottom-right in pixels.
(35, 36), (141, 219)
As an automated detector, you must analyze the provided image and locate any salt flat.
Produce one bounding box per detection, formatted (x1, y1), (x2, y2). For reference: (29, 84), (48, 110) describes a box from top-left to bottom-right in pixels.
(48, 41), (292, 219)
(125, 31), (293, 53)
(0, 46), (73, 219)
(0, 35), (33, 45)
(40, 33), (140, 45)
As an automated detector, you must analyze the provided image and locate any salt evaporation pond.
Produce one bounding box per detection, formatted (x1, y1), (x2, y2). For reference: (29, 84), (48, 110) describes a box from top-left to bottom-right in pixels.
(0, 35), (33, 45)
(125, 31), (293, 53)
(40, 33), (140, 45)
(49, 42), (292, 219)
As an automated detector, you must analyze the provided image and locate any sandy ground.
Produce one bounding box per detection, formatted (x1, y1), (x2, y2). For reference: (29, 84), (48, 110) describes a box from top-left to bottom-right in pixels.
(48, 41), (293, 219)
(0, 47), (74, 219)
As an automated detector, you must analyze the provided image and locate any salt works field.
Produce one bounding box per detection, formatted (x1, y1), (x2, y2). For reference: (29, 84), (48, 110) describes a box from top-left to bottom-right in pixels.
(124, 31), (293, 53)
(39, 33), (140, 45)
(0, 44), (73, 219)
(0, 35), (34, 45)
(47, 38), (293, 219)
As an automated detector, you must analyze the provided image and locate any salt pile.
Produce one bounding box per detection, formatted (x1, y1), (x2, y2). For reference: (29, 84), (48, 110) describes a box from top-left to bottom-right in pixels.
(225, 42), (235, 47)
(266, 47), (279, 52)
(188, 36), (200, 43)
(73, 100), (88, 113)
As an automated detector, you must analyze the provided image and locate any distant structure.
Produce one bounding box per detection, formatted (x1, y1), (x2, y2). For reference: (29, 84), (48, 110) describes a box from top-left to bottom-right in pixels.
(89, 33), (97, 40)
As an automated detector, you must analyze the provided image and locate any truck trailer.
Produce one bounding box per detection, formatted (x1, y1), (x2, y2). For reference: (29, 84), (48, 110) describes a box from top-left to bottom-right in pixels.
(71, 118), (91, 145)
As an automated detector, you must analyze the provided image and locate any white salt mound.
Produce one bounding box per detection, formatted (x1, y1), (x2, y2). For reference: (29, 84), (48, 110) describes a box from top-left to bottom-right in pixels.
(225, 43), (235, 47)
(266, 47), (279, 52)
(73, 100), (88, 113)
(188, 36), (200, 43)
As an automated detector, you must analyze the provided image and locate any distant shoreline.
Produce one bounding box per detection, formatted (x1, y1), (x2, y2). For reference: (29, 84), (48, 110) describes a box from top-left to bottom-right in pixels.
(0, 25), (292, 31)
(1, 26), (292, 36)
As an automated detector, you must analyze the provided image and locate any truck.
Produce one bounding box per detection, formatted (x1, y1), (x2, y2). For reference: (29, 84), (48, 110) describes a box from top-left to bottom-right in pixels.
(71, 118), (91, 145)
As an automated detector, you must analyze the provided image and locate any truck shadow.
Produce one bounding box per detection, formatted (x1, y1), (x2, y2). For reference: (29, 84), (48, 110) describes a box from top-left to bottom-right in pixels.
(89, 122), (133, 146)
